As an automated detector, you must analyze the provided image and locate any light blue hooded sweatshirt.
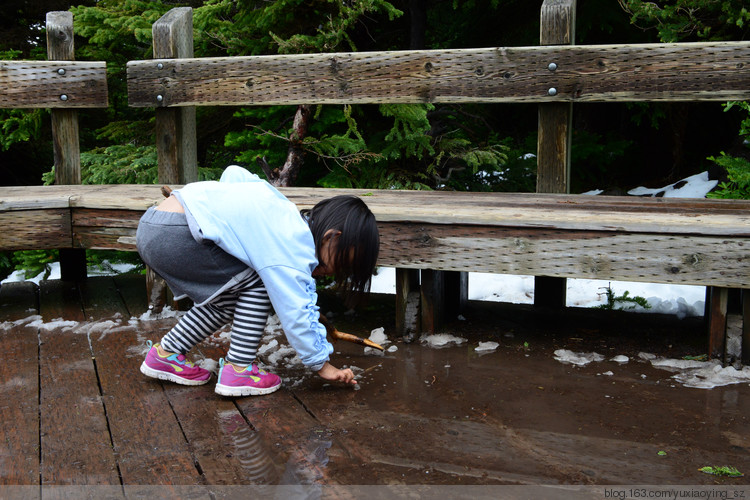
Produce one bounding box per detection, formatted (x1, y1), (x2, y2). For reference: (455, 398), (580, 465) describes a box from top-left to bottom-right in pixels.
(173, 165), (332, 372)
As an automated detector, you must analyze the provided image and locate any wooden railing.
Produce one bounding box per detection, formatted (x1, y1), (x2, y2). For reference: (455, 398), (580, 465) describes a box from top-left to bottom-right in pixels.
(1, 11), (108, 279)
(1, 2), (749, 362)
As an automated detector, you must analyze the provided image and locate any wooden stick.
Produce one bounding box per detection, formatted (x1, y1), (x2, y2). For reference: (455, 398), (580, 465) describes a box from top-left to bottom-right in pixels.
(319, 315), (384, 351)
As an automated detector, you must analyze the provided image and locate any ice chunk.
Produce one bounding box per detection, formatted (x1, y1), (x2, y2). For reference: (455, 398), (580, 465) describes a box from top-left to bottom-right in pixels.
(475, 341), (499, 352)
(554, 349), (605, 366)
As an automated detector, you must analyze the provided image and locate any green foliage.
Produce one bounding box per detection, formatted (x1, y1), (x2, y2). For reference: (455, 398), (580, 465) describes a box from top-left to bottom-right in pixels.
(725, 101), (750, 138)
(380, 104), (435, 161)
(12, 250), (58, 280)
(194, 0), (402, 56)
(0, 252), (13, 281)
(595, 286), (651, 311)
(698, 465), (744, 477)
(706, 153), (750, 200)
(0, 109), (47, 152)
(0, 249), (145, 282)
(270, 0), (403, 54)
(0, 48), (49, 153)
(706, 102), (750, 200)
(86, 250), (145, 275)
(620, 0), (750, 42)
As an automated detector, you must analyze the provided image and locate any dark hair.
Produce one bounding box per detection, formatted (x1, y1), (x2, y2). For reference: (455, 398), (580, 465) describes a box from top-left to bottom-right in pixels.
(301, 195), (379, 306)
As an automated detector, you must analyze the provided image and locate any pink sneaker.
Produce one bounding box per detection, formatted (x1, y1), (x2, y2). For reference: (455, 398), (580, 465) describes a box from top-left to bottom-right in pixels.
(140, 341), (211, 386)
(215, 358), (281, 397)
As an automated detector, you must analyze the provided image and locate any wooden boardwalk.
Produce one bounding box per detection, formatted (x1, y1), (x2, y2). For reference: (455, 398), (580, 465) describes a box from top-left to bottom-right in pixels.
(1, 275), (750, 495)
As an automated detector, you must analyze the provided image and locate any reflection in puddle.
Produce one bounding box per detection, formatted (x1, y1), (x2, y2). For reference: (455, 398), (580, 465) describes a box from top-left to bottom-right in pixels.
(219, 411), (333, 486)
(219, 411), (279, 484)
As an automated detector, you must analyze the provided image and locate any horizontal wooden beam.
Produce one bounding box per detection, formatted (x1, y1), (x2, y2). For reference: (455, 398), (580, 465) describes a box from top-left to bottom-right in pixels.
(127, 42), (750, 107)
(377, 222), (750, 289)
(2, 184), (750, 236)
(0, 61), (108, 109)
(0, 209), (71, 251)
(1, 185), (749, 288)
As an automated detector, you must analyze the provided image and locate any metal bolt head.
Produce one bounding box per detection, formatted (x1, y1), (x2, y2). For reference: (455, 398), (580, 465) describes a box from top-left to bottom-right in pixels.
(548, 87), (558, 96)
(548, 62), (557, 72)
(60, 94), (68, 101)
(156, 95), (164, 102)
(157, 63), (164, 70)
(57, 68), (66, 76)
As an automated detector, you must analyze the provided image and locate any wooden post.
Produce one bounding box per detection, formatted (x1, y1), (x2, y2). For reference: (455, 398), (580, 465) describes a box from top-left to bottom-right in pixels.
(153, 7), (198, 185)
(149, 7), (198, 310)
(47, 11), (86, 281)
(395, 268), (420, 339)
(707, 286), (728, 361)
(534, 0), (576, 308)
(420, 270), (444, 334)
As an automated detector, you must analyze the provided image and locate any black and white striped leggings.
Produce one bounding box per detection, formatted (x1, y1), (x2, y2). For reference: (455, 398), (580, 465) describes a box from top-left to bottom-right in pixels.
(160, 271), (272, 366)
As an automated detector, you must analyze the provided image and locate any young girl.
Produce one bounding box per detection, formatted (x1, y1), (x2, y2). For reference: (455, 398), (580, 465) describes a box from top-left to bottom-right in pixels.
(136, 165), (379, 397)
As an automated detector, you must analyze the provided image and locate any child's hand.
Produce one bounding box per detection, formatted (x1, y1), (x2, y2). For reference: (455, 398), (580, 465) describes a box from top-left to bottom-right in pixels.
(317, 362), (357, 385)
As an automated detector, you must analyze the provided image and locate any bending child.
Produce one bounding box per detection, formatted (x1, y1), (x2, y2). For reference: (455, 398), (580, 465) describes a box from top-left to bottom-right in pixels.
(136, 165), (379, 397)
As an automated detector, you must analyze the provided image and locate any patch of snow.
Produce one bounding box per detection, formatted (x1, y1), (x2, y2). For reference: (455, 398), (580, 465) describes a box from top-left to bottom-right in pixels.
(553, 349), (605, 366)
(420, 333), (467, 348)
(475, 341), (500, 353)
(627, 171), (717, 198)
(672, 363), (750, 389)
(137, 306), (185, 321)
(26, 317), (78, 331)
(368, 327), (390, 346)
(555, 349), (750, 389)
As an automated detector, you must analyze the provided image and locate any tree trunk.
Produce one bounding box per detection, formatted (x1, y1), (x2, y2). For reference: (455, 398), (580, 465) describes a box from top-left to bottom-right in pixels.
(259, 104), (312, 187)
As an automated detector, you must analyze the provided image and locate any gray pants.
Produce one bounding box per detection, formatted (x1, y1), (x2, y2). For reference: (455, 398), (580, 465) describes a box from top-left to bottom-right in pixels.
(136, 207), (271, 365)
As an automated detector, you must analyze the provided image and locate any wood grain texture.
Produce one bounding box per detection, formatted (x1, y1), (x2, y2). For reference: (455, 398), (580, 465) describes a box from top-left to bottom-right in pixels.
(0, 282), (40, 485)
(38, 280), (120, 485)
(0, 209), (71, 251)
(536, 0), (576, 306)
(0, 61), (108, 109)
(90, 327), (202, 484)
(127, 42), (750, 107)
(377, 222), (750, 288)
(153, 7), (198, 185)
(2, 185), (749, 287)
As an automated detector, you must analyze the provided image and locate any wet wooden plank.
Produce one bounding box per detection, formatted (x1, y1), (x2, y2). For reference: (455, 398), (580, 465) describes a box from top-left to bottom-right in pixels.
(163, 385), (262, 485)
(0, 282), (40, 485)
(112, 274), (150, 319)
(0, 281), (38, 319)
(77, 277), (130, 321)
(90, 326), (202, 484)
(235, 389), (344, 484)
(147, 335), (274, 485)
(37, 280), (120, 485)
(79, 278), (200, 485)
